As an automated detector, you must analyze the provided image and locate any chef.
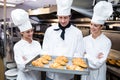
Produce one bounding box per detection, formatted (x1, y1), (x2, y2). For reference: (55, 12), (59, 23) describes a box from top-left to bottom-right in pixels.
(11, 9), (41, 80)
(82, 1), (113, 80)
(42, 0), (84, 80)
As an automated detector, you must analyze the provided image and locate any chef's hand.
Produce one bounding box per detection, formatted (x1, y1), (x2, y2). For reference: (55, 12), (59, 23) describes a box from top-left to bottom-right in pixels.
(22, 56), (27, 61)
(97, 53), (103, 59)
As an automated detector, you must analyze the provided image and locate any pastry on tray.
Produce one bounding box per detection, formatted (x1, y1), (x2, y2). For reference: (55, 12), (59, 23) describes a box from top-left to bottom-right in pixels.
(41, 55), (52, 61)
(55, 56), (68, 63)
(40, 58), (49, 64)
(31, 55), (51, 67)
(49, 62), (64, 69)
(36, 57), (49, 64)
(49, 56), (68, 69)
(66, 65), (84, 71)
(74, 66), (84, 71)
(66, 65), (76, 70)
(72, 58), (88, 68)
(32, 60), (44, 67)
(54, 59), (66, 66)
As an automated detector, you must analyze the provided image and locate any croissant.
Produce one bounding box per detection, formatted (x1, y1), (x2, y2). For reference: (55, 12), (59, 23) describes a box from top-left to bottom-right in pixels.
(41, 55), (52, 61)
(72, 58), (88, 68)
(32, 61), (44, 67)
(49, 62), (64, 69)
(54, 59), (66, 66)
(56, 56), (68, 63)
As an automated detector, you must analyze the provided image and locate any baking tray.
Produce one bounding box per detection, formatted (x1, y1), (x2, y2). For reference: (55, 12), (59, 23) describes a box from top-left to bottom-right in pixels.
(26, 55), (90, 75)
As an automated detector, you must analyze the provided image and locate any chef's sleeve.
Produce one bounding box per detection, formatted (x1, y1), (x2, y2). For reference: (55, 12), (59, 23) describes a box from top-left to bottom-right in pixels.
(73, 31), (85, 58)
(13, 46), (27, 71)
(85, 40), (111, 69)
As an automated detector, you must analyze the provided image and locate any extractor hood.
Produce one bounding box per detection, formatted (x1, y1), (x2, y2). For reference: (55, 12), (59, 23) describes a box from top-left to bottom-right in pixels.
(28, 5), (57, 15)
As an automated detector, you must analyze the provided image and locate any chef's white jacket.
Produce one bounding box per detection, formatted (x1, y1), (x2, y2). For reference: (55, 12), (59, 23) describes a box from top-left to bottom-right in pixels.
(82, 33), (111, 80)
(42, 24), (85, 80)
(14, 39), (41, 80)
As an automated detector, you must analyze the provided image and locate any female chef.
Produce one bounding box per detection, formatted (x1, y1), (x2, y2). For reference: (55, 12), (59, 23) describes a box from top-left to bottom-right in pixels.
(82, 1), (113, 80)
(11, 9), (41, 80)
(42, 0), (84, 80)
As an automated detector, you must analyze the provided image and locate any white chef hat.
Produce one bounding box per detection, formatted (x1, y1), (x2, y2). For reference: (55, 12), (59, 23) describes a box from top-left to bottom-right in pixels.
(11, 9), (32, 32)
(91, 1), (113, 24)
(56, 0), (73, 16)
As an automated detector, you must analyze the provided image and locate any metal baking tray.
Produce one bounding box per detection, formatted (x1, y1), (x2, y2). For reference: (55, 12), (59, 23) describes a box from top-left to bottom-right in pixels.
(26, 55), (90, 75)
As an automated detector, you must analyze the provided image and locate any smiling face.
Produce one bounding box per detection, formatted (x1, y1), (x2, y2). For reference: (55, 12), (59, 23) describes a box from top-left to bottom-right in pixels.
(58, 15), (70, 27)
(21, 28), (34, 42)
(90, 22), (103, 38)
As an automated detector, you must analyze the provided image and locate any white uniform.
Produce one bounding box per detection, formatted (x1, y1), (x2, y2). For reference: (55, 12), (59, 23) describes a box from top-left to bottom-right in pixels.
(83, 33), (111, 80)
(14, 39), (41, 80)
(42, 24), (84, 80)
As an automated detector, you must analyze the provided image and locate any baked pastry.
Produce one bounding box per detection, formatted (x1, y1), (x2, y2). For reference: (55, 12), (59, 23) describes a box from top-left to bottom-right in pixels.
(40, 58), (49, 64)
(54, 59), (66, 66)
(72, 58), (84, 62)
(116, 62), (120, 67)
(66, 65), (76, 70)
(56, 56), (68, 63)
(107, 59), (116, 65)
(41, 55), (52, 61)
(74, 66), (84, 71)
(66, 65), (84, 71)
(49, 62), (64, 69)
(50, 62), (60, 68)
(117, 60), (120, 63)
(32, 61), (36, 66)
(32, 57), (49, 67)
(36, 58), (42, 62)
(37, 57), (49, 64)
(72, 58), (88, 68)
(32, 60), (44, 67)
